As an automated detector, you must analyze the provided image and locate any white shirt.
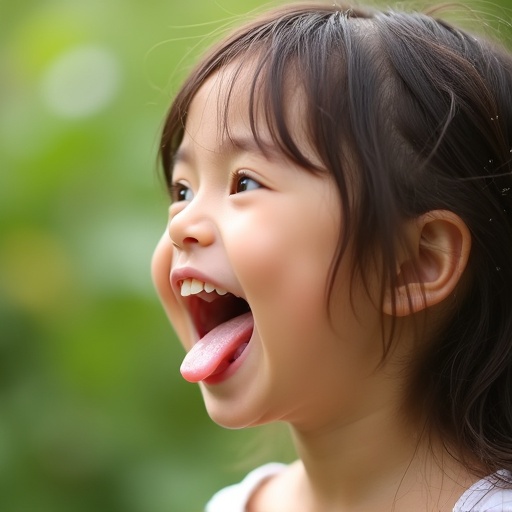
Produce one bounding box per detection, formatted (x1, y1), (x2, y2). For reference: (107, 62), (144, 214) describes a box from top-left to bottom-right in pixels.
(206, 464), (512, 512)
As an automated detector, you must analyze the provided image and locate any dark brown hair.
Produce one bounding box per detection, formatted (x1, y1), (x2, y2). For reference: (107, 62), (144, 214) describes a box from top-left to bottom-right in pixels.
(160, 3), (512, 477)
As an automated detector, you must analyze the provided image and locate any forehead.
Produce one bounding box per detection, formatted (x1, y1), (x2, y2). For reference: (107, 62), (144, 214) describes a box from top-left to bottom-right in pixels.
(185, 66), (253, 143)
(180, 60), (311, 162)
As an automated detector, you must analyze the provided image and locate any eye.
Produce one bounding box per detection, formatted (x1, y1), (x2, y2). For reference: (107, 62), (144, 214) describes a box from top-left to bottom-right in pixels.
(170, 182), (194, 203)
(232, 171), (263, 194)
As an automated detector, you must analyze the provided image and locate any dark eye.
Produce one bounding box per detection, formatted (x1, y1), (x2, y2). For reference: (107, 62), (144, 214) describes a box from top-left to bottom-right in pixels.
(170, 183), (194, 203)
(234, 174), (262, 194)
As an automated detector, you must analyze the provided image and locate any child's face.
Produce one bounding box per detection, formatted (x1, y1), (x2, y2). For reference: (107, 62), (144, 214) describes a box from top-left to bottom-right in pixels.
(152, 67), (394, 431)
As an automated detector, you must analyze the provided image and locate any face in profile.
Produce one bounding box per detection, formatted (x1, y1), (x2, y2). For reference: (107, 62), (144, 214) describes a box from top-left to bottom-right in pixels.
(153, 64), (406, 431)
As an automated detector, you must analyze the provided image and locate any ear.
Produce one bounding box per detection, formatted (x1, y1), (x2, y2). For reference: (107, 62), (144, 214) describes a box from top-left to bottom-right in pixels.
(383, 210), (471, 317)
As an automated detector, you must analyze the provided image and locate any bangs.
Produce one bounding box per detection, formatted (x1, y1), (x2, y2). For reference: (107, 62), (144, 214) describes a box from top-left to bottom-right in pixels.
(159, 5), (372, 190)
(216, 53), (325, 174)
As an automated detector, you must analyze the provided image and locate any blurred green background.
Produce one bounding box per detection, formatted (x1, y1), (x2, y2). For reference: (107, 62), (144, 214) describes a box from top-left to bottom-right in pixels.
(0, 1), (295, 511)
(0, 1), (511, 511)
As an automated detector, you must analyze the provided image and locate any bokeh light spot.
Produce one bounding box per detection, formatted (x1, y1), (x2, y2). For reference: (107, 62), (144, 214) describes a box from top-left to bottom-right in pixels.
(40, 45), (121, 118)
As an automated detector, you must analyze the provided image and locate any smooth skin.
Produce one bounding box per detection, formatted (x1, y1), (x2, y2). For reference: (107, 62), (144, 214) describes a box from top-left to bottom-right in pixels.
(152, 66), (476, 511)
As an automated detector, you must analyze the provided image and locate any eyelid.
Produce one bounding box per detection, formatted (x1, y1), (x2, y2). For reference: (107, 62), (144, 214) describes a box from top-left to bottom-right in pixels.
(169, 180), (193, 203)
(231, 168), (251, 180)
(230, 169), (265, 193)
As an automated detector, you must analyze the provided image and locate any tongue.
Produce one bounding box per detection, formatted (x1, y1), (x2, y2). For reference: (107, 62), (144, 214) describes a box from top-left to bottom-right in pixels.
(180, 312), (254, 383)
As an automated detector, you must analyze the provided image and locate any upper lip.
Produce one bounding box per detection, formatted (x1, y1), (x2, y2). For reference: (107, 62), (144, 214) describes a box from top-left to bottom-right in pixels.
(171, 267), (231, 298)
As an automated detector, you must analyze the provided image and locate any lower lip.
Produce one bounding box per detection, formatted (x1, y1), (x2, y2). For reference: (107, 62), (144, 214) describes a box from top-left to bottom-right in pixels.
(202, 334), (253, 386)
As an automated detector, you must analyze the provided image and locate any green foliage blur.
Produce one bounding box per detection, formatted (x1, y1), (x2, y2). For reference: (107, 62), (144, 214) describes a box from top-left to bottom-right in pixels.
(0, 1), (295, 511)
(1, 1), (511, 511)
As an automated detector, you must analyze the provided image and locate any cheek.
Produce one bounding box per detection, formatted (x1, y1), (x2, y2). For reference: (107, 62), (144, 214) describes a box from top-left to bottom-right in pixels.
(151, 234), (191, 347)
(151, 233), (172, 297)
(223, 202), (340, 328)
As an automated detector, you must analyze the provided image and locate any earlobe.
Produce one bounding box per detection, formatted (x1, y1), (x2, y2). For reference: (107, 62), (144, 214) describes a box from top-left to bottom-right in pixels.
(383, 211), (472, 317)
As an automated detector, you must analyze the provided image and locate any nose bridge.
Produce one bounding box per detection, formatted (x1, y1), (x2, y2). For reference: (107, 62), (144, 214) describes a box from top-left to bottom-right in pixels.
(168, 193), (216, 248)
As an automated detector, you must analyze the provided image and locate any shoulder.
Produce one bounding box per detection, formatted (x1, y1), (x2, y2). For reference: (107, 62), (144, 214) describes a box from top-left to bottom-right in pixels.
(247, 460), (306, 512)
(205, 462), (287, 512)
(453, 471), (512, 512)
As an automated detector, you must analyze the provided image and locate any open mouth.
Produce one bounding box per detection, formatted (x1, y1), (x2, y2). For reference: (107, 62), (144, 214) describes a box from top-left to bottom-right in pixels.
(188, 292), (251, 341)
(178, 279), (254, 382)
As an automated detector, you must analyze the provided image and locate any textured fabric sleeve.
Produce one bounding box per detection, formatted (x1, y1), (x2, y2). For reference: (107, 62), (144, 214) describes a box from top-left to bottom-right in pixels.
(205, 463), (287, 512)
(453, 471), (512, 511)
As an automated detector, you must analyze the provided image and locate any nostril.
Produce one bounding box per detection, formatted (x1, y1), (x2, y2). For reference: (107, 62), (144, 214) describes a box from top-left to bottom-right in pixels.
(168, 214), (216, 248)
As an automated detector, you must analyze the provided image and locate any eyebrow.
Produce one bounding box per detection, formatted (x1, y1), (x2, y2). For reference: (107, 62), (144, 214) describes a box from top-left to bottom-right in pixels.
(172, 134), (281, 166)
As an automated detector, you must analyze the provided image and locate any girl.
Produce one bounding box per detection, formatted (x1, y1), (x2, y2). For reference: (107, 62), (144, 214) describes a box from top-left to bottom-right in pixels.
(152, 3), (512, 511)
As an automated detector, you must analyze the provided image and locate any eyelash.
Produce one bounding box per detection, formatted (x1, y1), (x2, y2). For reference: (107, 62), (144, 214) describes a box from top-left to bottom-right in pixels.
(230, 170), (263, 194)
(169, 170), (263, 203)
(169, 182), (192, 203)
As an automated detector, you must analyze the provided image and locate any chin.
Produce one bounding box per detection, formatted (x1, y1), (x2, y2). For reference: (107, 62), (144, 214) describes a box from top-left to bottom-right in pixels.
(201, 391), (272, 430)
(204, 399), (254, 430)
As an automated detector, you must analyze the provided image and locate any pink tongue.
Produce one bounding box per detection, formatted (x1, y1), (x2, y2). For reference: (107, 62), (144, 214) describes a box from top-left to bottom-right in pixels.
(180, 312), (254, 383)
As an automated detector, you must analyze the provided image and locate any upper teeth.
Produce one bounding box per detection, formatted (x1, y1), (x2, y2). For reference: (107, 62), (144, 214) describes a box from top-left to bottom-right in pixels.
(180, 278), (227, 297)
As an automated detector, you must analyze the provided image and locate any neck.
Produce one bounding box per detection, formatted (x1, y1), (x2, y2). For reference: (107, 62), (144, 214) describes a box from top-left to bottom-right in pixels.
(289, 408), (475, 512)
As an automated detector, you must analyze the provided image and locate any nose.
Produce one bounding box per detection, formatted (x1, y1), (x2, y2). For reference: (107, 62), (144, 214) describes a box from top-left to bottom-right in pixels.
(168, 200), (216, 249)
